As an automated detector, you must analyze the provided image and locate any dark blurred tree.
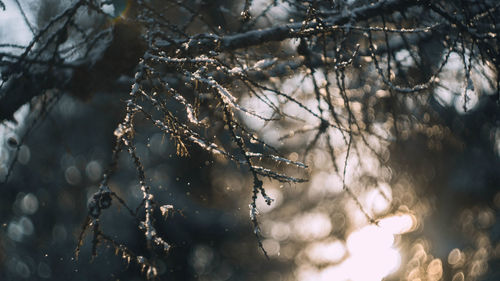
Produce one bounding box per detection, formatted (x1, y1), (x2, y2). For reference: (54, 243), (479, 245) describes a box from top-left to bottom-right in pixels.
(0, 0), (499, 280)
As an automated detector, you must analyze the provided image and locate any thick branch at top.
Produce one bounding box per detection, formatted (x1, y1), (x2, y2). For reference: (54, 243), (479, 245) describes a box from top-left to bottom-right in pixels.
(164, 0), (429, 55)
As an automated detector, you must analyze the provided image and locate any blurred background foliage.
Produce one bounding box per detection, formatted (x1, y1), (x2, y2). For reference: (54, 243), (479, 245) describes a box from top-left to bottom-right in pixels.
(0, 0), (499, 281)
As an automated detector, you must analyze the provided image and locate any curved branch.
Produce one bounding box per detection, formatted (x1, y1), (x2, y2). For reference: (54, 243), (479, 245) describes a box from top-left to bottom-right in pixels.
(160, 0), (430, 55)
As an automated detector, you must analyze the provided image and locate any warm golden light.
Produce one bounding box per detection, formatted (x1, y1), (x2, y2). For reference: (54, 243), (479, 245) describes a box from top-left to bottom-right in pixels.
(296, 214), (417, 281)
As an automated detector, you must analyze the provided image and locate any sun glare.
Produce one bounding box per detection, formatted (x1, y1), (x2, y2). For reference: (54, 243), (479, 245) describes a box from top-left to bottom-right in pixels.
(297, 214), (416, 281)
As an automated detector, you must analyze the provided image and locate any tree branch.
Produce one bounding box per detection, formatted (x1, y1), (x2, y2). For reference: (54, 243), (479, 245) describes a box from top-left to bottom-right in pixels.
(162, 0), (430, 55)
(0, 0), (430, 123)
